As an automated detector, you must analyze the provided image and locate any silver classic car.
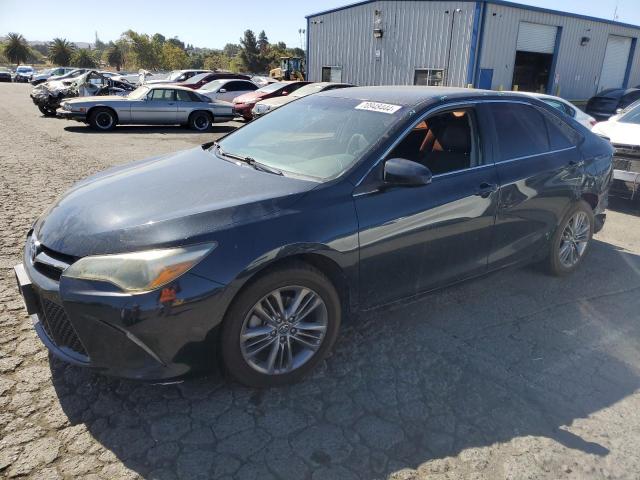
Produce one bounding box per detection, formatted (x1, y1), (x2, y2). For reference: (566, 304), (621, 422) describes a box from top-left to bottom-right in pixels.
(57, 84), (235, 131)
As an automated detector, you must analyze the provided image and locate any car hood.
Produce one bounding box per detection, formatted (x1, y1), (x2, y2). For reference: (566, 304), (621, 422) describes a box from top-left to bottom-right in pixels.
(592, 120), (640, 146)
(34, 146), (317, 257)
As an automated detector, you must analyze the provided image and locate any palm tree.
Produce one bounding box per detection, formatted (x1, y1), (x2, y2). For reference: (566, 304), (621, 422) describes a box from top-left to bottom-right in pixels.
(3, 33), (30, 66)
(48, 38), (75, 66)
(70, 49), (97, 68)
(104, 44), (124, 71)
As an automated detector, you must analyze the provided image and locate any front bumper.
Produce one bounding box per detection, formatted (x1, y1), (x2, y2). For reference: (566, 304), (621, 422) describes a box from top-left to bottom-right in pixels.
(14, 235), (230, 381)
(56, 108), (87, 121)
(233, 103), (254, 118)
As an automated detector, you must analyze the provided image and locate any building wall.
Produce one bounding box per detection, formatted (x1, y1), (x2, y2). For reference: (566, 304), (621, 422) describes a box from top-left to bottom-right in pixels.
(307, 1), (476, 87)
(479, 3), (640, 100)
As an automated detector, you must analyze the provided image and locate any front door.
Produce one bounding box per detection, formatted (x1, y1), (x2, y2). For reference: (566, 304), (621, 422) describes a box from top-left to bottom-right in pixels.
(481, 102), (585, 269)
(355, 106), (499, 307)
(131, 88), (178, 124)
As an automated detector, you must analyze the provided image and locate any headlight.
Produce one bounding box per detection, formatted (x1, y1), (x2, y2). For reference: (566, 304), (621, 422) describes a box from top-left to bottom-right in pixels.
(62, 243), (216, 293)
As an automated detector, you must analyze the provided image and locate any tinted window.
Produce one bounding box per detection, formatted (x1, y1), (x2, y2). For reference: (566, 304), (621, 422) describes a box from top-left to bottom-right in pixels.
(621, 91), (640, 107)
(542, 110), (580, 150)
(489, 103), (549, 161)
(149, 89), (175, 101)
(388, 109), (478, 175)
(225, 81), (250, 92)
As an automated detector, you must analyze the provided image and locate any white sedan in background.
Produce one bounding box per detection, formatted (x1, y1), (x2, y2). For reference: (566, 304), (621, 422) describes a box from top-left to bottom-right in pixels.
(517, 92), (597, 129)
(197, 79), (258, 103)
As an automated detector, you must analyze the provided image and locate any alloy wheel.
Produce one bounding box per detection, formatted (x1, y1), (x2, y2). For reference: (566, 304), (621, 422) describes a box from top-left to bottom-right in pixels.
(96, 112), (113, 129)
(239, 286), (328, 375)
(559, 211), (590, 268)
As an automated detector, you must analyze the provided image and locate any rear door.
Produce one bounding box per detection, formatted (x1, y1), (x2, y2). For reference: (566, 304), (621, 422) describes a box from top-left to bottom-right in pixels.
(355, 105), (500, 307)
(482, 101), (584, 269)
(219, 81), (258, 102)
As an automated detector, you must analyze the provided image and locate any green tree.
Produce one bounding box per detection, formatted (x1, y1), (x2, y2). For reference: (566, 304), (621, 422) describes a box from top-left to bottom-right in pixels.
(223, 43), (240, 57)
(48, 38), (75, 66)
(71, 48), (97, 68)
(257, 30), (269, 53)
(122, 30), (160, 70)
(152, 33), (166, 46)
(239, 29), (266, 73)
(166, 37), (185, 50)
(104, 43), (124, 71)
(161, 43), (189, 70)
(3, 33), (30, 65)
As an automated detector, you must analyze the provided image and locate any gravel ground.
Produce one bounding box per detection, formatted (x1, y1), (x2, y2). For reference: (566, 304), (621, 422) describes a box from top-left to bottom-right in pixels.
(1, 82), (640, 480)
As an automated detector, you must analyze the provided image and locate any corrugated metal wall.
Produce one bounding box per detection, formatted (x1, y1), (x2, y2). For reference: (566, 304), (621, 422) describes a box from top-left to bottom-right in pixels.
(307, 1), (475, 87)
(479, 3), (640, 99)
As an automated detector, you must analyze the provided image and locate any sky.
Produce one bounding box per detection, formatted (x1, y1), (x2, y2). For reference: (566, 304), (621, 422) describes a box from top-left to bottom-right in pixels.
(0, 0), (638, 49)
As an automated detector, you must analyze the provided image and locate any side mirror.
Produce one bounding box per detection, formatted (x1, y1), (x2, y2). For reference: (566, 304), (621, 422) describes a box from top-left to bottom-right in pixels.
(219, 88), (227, 93)
(383, 158), (432, 187)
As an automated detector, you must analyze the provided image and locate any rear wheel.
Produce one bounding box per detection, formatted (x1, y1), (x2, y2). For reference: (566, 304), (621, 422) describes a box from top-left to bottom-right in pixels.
(189, 111), (212, 131)
(88, 108), (117, 131)
(221, 263), (341, 388)
(547, 201), (594, 276)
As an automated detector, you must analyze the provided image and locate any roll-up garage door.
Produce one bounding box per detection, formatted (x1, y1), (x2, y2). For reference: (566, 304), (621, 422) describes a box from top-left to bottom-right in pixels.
(516, 22), (557, 54)
(599, 35), (632, 91)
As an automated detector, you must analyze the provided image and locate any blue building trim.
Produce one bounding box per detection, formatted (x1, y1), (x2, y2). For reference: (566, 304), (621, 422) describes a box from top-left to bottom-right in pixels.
(466, 2), (483, 86)
(306, 0), (640, 30)
(546, 26), (563, 95)
(306, 17), (311, 81)
(472, 2), (488, 88)
(623, 38), (637, 88)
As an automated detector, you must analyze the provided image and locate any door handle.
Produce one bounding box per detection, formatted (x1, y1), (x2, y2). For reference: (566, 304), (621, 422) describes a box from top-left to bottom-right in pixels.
(476, 183), (498, 198)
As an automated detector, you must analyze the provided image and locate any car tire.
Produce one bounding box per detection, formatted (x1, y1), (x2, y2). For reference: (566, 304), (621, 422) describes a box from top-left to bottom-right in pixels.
(88, 108), (117, 131)
(547, 200), (594, 276)
(37, 105), (57, 117)
(189, 111), (212, 131)
(221, 262), (341, 388)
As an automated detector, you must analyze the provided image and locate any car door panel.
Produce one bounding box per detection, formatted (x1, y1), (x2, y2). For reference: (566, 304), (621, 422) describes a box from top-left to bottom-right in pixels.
(130, 89), (177, 124)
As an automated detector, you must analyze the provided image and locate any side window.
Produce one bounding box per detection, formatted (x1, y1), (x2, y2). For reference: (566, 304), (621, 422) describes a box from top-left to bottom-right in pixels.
(224, 81), (244, 92)
(188, 91), (203, 102)
(387, 109), (479, 176)
(541, 109), (581, 150)
(488, 103), (549, 161)
(149, 89), (175, 101)
(175, 90), (194, 102)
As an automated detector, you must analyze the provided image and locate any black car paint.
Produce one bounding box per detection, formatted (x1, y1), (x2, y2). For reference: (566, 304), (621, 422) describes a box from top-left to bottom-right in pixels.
(16, 88), (613, 381)
(586, 88), (640, 121)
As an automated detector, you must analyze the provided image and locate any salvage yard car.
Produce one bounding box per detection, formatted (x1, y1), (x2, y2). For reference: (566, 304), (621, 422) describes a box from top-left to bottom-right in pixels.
(232, 80), (309, 120)
(586, 88), (640, 121)
(197, 78), (258, 102)
(0, 67), (12, 82)
(14, 87), (612, 387)
(57, 84), (234, 131)
(592, 100), (640, 200)
(31, 70), (135, 116)
(14, 65), (34, 82)
(252, 81), (354, 118)
(517, 92), (596, 129)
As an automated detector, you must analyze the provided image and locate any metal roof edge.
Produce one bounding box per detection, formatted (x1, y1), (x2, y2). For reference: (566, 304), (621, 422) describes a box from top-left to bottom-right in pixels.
(306, 0), (640, 30)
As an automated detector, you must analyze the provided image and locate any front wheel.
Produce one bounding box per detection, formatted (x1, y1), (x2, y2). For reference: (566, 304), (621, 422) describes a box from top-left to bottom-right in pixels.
(547, 201), (594, 276)
(88, 108), (117, 131)
(221, 263), (341, 388)
(38, 104), (56, 117)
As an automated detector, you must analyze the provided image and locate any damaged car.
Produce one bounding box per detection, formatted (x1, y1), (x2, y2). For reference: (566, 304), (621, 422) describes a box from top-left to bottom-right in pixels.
(31, 70), (135, 116)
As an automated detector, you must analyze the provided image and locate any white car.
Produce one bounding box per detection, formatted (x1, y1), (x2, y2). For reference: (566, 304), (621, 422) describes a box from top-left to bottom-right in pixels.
(517, 92), (596, 130)
(197, 79), (258, 103)
(31, 67), (76, 85)
(592, 101), (640, 200)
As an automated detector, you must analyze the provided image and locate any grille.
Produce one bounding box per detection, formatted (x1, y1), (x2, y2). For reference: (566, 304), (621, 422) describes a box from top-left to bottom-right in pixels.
(40, 297), (88, 358)
(31, 244), (76, 281)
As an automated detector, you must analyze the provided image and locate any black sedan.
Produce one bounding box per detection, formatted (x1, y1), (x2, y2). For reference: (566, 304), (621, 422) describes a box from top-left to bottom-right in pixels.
(586, 88), (640, 121)
(15, 87), (613, 387)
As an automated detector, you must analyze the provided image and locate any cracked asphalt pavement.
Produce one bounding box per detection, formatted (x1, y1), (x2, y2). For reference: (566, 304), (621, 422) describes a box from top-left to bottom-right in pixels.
(1, 83), (640, 479)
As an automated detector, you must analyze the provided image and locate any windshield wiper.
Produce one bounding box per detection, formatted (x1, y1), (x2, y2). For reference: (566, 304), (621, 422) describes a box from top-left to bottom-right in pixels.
(213, 142), (283, 176)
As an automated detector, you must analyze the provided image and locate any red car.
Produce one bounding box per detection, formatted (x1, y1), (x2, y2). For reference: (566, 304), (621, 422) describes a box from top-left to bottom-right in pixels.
(232, 81), (310, 120)
(176, 72), (251, 90)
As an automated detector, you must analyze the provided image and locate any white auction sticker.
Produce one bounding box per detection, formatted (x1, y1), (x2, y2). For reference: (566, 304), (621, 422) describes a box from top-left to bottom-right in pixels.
(355, 101), (402, 114)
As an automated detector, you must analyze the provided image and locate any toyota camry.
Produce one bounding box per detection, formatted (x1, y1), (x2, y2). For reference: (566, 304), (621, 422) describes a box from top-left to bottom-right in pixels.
(15, 87), (613, 387)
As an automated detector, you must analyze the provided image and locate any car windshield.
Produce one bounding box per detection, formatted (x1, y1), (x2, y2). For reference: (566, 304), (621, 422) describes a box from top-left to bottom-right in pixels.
(183, 73), (210, 84)
(256, 82), (287, 94)
(619, 104), (640, 124)
(200, 79), (225, 91)
(216, 95), (405, 180)
(128, 86), (150, 100)
(290, 84), (328, 97)
(17, 67), (32, 73)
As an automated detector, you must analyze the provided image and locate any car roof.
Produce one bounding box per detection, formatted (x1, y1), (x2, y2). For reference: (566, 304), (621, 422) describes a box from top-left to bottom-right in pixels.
(146, 84), (202, 92)
(317, 86), (522, 107)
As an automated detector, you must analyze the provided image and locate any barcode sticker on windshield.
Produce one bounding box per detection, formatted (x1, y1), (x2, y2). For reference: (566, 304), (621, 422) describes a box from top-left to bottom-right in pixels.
(355, 101), (402, 114)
